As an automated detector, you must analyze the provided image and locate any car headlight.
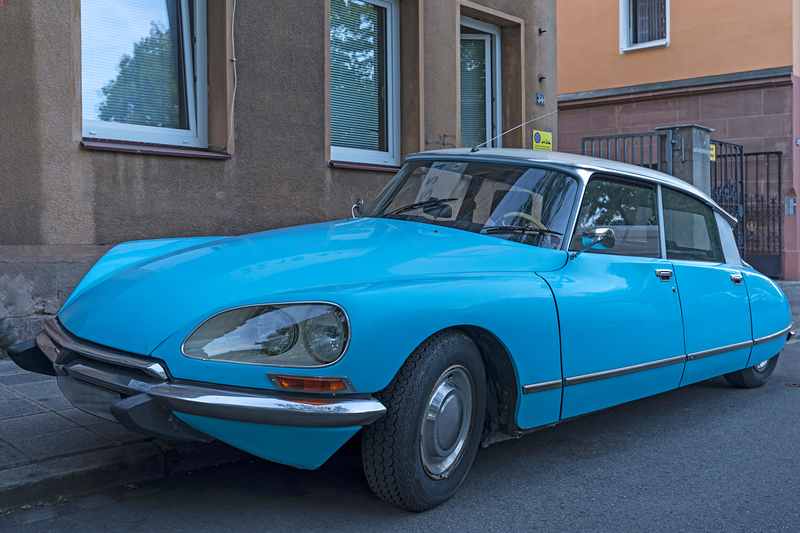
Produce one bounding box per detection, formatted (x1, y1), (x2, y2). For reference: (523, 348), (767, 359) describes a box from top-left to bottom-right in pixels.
(182, 303), (350, 367)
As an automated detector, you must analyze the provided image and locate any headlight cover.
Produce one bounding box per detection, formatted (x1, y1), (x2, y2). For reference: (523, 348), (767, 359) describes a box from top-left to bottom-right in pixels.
(182, 303), (350, 367)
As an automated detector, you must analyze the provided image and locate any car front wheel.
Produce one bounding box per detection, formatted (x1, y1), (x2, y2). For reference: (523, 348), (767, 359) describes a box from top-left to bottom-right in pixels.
(362, 330), (487, 511)
(724, 354), (780, 388)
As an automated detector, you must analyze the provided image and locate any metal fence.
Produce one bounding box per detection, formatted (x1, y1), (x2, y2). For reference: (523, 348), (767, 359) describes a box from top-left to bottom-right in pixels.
(582, 131), (673, 175)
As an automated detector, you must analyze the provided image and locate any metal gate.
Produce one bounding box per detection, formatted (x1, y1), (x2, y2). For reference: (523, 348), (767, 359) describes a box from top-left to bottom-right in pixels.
(710, 141), (783, 278)
(743, 152), (783, 278)
(710, 141), (746, 257)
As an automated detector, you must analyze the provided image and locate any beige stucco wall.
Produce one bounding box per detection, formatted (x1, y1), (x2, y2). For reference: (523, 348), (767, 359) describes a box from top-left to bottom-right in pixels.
(1, 0), (557, 247)
(558, 0), (793, 95)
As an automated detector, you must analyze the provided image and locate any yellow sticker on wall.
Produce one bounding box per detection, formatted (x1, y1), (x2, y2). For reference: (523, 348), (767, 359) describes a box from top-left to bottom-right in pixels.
(710, 144), (716, 162)
(532, 130), (552, 151)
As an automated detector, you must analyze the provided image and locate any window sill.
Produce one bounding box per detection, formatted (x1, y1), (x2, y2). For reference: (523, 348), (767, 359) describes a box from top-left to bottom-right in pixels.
(81, 139), (231, 160)
(329, 160), (401, 173)
(620, 39), (669, 54)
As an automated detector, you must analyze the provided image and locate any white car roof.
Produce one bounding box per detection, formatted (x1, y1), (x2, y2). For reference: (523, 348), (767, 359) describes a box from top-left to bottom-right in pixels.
(406, 148), (737, 226)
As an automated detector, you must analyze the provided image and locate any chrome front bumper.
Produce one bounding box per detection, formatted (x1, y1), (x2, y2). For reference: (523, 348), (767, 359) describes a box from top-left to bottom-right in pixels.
(35, 319), (386, 435)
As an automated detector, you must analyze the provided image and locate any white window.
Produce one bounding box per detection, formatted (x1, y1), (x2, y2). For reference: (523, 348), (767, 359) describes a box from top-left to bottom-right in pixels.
(620, 0), (669, 53)
(330, 0), (400, 167)
(460, 17), (502, 148)
(81, 0), (208, 148)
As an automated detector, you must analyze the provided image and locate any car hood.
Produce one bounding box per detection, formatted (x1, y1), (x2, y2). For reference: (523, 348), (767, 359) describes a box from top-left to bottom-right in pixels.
(59, 218), (567, 355)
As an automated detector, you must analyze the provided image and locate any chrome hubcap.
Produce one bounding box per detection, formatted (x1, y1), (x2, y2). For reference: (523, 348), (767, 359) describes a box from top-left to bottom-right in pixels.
(420, 365), (474, 480)
(755, 359), (769, 371)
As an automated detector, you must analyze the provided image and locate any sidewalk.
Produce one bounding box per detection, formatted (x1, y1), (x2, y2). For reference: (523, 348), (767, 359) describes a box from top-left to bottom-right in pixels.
(0, 358), (248, 509)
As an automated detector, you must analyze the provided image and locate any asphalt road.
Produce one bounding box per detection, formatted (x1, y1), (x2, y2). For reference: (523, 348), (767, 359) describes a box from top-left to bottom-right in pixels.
(3, 343), (799, 532)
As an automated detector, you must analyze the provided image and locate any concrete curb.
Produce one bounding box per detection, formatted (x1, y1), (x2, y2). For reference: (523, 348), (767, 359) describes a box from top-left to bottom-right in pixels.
(0, 439), (250, 509)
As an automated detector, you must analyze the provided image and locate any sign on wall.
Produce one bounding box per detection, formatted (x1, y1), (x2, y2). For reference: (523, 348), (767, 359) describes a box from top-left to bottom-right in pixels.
(532, 130), (552, 151)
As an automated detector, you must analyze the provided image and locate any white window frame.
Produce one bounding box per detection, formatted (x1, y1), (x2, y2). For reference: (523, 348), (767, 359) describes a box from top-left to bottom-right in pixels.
(619, 0), (670, 54)
(460, 16), (502, 148)
(81, 0), (208, 148)
(330, 0), (401, 167)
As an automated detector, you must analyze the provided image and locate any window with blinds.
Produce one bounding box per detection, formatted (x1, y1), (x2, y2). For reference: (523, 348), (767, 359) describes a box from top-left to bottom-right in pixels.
(81, 0), (207, 148)
(460, 37), (490, 149)
(330, 0), (399, 166)
(460, 17), (501, 149)
(631, 0), (667, 44)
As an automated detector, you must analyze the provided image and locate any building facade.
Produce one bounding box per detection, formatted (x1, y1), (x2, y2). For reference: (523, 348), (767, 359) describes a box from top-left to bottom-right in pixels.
(557, 0), (799, 278)
(0, 0), (557, 347)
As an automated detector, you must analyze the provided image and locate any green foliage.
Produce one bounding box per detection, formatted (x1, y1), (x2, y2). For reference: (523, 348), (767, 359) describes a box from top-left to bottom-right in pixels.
(99, 23), (182, 129)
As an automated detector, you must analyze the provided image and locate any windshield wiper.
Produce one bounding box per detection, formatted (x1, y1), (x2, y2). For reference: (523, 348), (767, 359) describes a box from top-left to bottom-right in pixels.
(481, 225), (563, 236)
(387, 197), (458, 216)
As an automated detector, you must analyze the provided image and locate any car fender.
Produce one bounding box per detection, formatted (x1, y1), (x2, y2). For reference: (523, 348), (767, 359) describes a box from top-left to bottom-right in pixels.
(742, 268), (792, 367)
(153, 272), (562, 428)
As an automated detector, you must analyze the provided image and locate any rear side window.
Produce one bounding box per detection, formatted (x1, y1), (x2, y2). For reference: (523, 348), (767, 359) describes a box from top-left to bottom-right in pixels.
(715, 212), (742, 266)
(662, 188), (723, 262)
(570, 178), (660, 257)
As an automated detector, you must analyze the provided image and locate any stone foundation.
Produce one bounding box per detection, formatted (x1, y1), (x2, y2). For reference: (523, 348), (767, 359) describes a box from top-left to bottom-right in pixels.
(0, 245), (110, 356)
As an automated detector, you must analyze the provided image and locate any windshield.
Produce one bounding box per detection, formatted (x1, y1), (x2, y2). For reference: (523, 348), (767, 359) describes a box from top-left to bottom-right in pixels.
(367, 160), (579, 249)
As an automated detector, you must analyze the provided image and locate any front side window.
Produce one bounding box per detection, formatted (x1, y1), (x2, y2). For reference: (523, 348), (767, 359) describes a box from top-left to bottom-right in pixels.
(620, 0), (669, 52)
(663, 188), (724, 263)
(81, 0), (208, 148)
(330, 0), (400, 166)
(570, 178), (660, 257)
(368, 161), (579, 250)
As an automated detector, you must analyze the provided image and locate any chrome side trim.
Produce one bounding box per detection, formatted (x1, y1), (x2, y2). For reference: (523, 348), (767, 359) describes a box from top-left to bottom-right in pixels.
(686, 340), (753, 361)
(65, 362), (386, 428)
(753, 325), (793, 346)
(44, 319), (167, 380)
(565, 355), (686, 387)
(522, 379), (562, 395)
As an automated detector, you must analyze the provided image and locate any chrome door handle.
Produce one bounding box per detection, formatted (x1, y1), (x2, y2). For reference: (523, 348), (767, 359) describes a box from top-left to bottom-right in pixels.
(655, 269), (673, 282)
(730, 273), (743, 286)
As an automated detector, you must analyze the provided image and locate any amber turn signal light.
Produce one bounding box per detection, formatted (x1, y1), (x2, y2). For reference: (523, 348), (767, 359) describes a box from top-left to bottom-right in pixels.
(273, 375), (348, 393)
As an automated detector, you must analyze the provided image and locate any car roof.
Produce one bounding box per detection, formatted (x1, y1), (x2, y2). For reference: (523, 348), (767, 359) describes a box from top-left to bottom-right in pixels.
(405, 148), (737, 226)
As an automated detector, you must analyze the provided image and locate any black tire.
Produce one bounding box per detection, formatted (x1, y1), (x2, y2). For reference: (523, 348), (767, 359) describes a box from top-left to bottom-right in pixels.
(723, 354), (779, 388)
(362, 330), (487, 512)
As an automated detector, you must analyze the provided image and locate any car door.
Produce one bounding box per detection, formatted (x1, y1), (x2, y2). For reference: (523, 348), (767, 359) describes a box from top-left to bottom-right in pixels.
(661, 188), (753, 386)
(540, 176), (686, 419)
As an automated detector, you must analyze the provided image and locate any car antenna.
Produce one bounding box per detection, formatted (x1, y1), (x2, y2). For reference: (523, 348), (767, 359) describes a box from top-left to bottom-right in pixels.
(470, 109), (559, 153)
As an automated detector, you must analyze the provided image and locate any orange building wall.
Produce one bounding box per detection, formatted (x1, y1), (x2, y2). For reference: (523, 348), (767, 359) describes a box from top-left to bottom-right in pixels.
(558, 0), (793, 95)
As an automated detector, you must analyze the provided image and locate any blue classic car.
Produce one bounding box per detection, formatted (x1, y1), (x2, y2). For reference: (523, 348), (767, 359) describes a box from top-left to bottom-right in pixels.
(9, 149), (793, 511)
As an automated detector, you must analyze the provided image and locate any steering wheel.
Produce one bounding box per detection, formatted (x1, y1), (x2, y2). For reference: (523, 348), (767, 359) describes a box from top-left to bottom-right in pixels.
(500, 211), (548, 230)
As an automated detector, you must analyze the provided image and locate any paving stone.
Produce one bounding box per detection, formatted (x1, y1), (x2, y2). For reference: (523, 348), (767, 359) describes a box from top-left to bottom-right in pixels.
(0, 398), (48, 420)
(0, 385), (21, 400)
(57, 408), (106, 427)
(0, 441), (29, 468)
(85, 420), (145, 446)
(0, 360), (22, 375)
(0, 412), (77, 440)
(5, 427), (111, 460)
(13, 380), (73, 410)
(0, 372), (53, 388)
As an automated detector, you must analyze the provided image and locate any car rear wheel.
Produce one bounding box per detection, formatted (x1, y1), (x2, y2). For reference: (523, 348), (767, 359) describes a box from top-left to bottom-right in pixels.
(361, 330), (487, 511)
(723, 354), (779, 388)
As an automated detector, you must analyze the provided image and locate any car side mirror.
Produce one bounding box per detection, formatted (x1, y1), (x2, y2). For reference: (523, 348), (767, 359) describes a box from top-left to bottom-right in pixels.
(571, 227), (615, 259)
(423, 203), (452, 218)
(351, 198), (364, 218)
